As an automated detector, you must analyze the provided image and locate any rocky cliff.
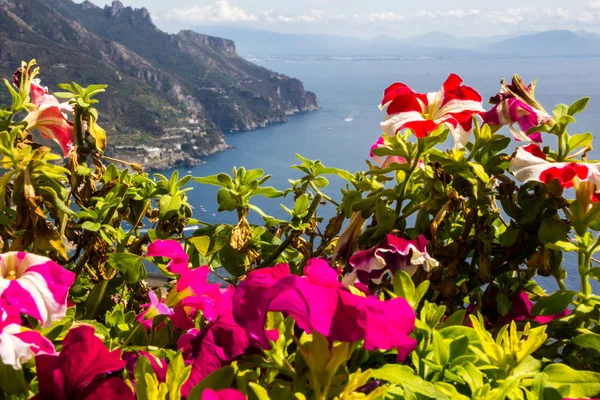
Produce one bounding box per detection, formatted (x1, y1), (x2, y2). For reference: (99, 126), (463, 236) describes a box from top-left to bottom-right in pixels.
(0, 0), (319, 169)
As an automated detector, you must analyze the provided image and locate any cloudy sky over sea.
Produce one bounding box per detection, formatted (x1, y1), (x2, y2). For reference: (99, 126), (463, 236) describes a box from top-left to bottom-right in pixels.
(84, 0), (600, 37)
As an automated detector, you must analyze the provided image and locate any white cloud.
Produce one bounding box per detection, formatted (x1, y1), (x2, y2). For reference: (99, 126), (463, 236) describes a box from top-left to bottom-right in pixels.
(167, 1), (257, 23)
(165, 1), (600, 34)
(488, 8), (527, 25)
(367, 12), (404, 22)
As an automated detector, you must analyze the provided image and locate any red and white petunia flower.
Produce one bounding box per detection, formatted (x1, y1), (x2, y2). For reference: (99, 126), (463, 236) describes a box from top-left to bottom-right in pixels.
(0, 252), (75, 327)
(380, 74), (485, 147)
(510, 145), (600, 197)
(0, 302), (55, 369)
(14, 65), (75, 157)
(348, 234), (438, 285)
(23, 94), (75, 158)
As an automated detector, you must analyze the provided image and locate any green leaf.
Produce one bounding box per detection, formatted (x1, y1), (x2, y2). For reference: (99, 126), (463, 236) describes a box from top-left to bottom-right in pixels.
(108, 252), (146, 283)
(249, 382), (271, 400)
(166, 351), (191, 400)
(468, 162), (489, 183)
(545, 240), (579, 252)
(544, 363), (600, 398)
(189, 236), (211, 257)
(372, 365), (449, 400)
(568, 97), (590, 116)
(135, 356), (165, 400)
(252, 186), (283, 198)
(194, 173), (234, 188)
(574, 332), (600, 352)
(538, 218), (569, 244)
(393, 270), (415, 306)
(81, 221), (101, 232)
(159, 195), (182, 219)
(216, 188), (237, 211)
(553, 104), (569, 121)
(568, 132), (593, 150)
(530, 290), (575, 316)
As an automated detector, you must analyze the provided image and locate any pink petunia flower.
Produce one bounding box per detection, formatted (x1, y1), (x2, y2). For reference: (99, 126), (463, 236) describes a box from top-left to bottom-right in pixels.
(485, 98), (551, 143)
(178, 289), (249, 397)
(147, 240), (225, 322)
(232, 259), (417, 361)
(137, 291), (174, 329)
(147, 239), (189, 274)
(380, 74), (485, 147)
(0, 252), (75, 327)
(348, 234), (438, 285)
(34, 325), (134, 400)
(0, 302), (54, 370)
(123, 351), (168, 384)
(474, 287), (569, 326)
(509, 146), (600, 195)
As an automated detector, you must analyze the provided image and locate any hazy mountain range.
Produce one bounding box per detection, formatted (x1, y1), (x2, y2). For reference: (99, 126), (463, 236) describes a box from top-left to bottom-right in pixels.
(195, 26), (600, 59)
(0, 0), (318, 168)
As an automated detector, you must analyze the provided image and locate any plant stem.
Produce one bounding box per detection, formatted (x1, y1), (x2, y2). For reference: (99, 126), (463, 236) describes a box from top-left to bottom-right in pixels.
(120, 322), (143, 348)
(73, 107), (84, 151)
(395, 142), (424, 216)
(309, 181), (340, 207)
(578, 249), (592, 297)
(257, 194), (322, 268)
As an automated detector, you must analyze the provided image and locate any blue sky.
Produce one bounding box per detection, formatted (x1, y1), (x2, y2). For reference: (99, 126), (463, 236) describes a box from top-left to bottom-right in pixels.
(84, 0), (600, 38)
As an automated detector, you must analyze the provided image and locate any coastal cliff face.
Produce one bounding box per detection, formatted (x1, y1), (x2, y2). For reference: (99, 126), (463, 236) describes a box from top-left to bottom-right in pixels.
(0, 0), (319, 169)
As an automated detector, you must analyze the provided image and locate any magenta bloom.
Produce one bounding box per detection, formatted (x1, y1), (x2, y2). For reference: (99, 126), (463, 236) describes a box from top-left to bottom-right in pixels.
(0, 302), (54, 369)
(123, 351), (168, 384)
(510, 292), (569, 324)
(475, 288), (569, 326)
(485, 98), (551, 142)
(201, 388), (246, 400)
(147, 240), (224, 321)
(147, 239), (189, 274)
(233, 259), (417, 361)
(178, 312), (249, 397)
(137, 291), (174, 329)
(0, 252), (75, 327)
(348, 235), (438, 284)
(34, 325), (134, 400)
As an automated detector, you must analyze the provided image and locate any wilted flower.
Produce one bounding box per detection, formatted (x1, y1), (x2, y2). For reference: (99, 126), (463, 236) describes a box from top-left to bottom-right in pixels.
(0, 302), (54, 370)
(333, 212), (366, 262)
(486, 75), (552, 143)
(380, 74), (485, 147)
(232, 259), (417, 361)
(0, 252), (75, 327)
(137, 290), (174, 329)
(509, 146), (600, 200)
(348, 234), (438, 284)
(34, 325), (134, 400)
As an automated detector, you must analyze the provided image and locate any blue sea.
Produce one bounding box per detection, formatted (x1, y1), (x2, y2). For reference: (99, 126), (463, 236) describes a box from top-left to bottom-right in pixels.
(168, 56), (600, 292)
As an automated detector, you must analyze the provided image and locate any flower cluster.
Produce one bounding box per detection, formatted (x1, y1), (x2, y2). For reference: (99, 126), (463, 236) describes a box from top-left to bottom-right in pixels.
(2, 61), (600, 400)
